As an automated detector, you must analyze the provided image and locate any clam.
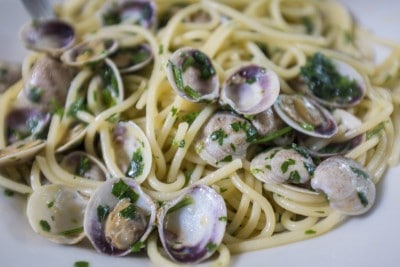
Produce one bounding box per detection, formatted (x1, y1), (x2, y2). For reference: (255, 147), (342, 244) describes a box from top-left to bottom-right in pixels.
(110, 43), (153, 73)
(60, 151), (109, 181)
(101, 121), (152, 181)
(20, 19), (75, 57)
(0, 61), (21, 93)
(56, 124), (87, 153)
(220, 64), (280, 115)
(250, 146), (315, 185)
(26, 184), (87, 244)
(0, 139), (46, 166)
(84, 178), (157, 255)
(311, 156), (375, 215)
(274, 94), (338, 138)
(195, 112), (257, 167)
(100, 0), (157, 29)
(299, 53), (366, 108)
(166, 47), (219, 103)
(158, 184), (227, 264)
(251, 107), (294, 146)
(61, 39), (118, 67)
(23, 56), (75, 112)
(299, 109), (365, 157)
(6, 107), (51, 144)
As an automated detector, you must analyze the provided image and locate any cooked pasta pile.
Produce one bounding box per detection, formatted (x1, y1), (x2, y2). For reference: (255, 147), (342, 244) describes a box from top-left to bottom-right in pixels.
(1, 0), (399, 266)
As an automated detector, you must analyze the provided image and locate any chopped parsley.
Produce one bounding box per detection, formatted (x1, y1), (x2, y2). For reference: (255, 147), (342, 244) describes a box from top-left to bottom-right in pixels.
(75, 155), (91, 177)
(97, 205), (110, 222)
(102, 5), (121, 25)
(183, 85), (201, 100)
(171, 106), (178, 116)
(4, 189), (14, 197)
(288, 170), (301, 183)
(303, 162), (315, 176)
(181, 111), (199, 125)
(300, 122), (315, 131)
(210, 129), (228, 145)
(219, 155), (233, 163)
(119, 203), (137, 220)
(131, 240), (146, 252)
(67, 97), (86, 118)
(167, 195), (193, 214)
(111, 179), (139, 203)
(367, 122), (386, 139)
(47, 200), (54, 208)
(357, 191), (369, 207)
(300, 53), (361, 105)
(159, 44), (164, 55)
(302, 17), (314, 34)
(184, 169), (193, 187)
(252, 127), (292, 144)
(229, 121), (258, 143)
(219, 216), (228, 221)
(27, 86), (43, 103)
(101, 66), (119, 108)
(350, 166), (369, 179)
(169, 61), (201, 100)
(39, 220), (51, 232)
(281, 158), (296, 173)
(206, 242), (217, 252)
(178, 140), (186, 148)
(59, 226), (83, 236)
(130, 48), (150, 65)
(74, 261), (89, 267)
(182, 51), (216, 80)
(126, 148), (144, 178)
(305, 229), (316, 235)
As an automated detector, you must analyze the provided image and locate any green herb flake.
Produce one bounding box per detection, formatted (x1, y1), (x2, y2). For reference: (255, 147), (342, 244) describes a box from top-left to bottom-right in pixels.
(289, 170), (301, 183)
(74, 261), (89, 267)
(357, 191), (369, 207)
(131, 241), (146, 253)
(246, 76), (257, 84)
(206, 242), (217, 252)
(220, 187), (227, 193)
(252, 127), (292, 144)
(281, 158), (296, 173)
(181, 112), (199, 125)
(0, 68), (7, 81)
(126, 148), (144, 178)
(220, 155), (233, 163)
(102, 6), (121, 25)
(305, 229), (316, 235)
(219, 216), (228, 222)
(75, 155), (91, 177)
(68, 97), (86, 118)
(251, 168), (264, 175)
(184, 170), (193, 187)
(171, 106), (178, 116)
(59, 226), (83, 236)
(300, 122), (315, 131)
(291, 143), (311, 159)
(111, 179), (139, 203)
(169, 61), (185, 91)
(350, 166), (369, 179)
(367, 122), (385, 139)
(183, 85), (201, 100)
(159, 44), (164, 55)
(178, 140), (186, 148)
(119, 204), (137, 220)
(303, 162), (315, 176)
(210, 129), (228, 145)
(300, 53), (361, 105)
(4, 189), (14, 197)
(167, 195), (193, 214)
(47, 201), (54, 208)
(230, 143), (236, 152)
(39, 220), (51, 232)
(302, 17), (314, 34)
(130, 49), (149, 65)
(28, 86), (43, 103)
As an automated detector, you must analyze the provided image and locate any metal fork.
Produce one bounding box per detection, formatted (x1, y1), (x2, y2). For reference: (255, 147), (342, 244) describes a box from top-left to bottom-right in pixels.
(21, 0), (54, 19)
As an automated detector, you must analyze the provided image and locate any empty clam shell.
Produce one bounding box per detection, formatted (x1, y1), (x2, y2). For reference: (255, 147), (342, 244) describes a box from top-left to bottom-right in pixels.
(158, 184), (227, 263)
(100, 0), (157, 29)
(166, 47), (219, 103)
(274, 94), (338, 138)
(84, 178), (157, 255)
(26, 184), (87, 244)
(20, 19), (75, 57)
(220, 64), (280, 115)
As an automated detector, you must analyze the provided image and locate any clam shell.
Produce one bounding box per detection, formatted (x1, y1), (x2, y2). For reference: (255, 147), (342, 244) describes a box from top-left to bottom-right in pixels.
(20, 19), (75, 57)
(274, 94), (338, 138)
(0, 139), (46, 166)
(26, 184), (87, 244)
(84, 178), (157, 255)
(110, 43), (153, 73)
(220, 64), (280, 115)
(158, 184), (227, 263)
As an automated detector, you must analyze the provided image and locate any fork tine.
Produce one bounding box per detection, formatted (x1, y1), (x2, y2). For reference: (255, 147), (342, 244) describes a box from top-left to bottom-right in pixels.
(21, 0), (53, 19)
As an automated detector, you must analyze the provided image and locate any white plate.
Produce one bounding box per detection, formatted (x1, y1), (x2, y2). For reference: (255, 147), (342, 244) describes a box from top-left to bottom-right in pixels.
(0, 1), (400, 266)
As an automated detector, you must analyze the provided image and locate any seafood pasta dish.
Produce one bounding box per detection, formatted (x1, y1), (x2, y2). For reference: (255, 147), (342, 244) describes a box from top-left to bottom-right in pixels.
(0, 0), (399, 266)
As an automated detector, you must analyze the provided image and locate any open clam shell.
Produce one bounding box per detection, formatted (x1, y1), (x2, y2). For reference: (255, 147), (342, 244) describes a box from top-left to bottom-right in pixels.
(299, 53), (366, 108)
(274, 94), (338, 138)
(20, 19), (75, 57)
(0, 139), (46, 166)
(158, 184), (227, 264)
(61, 39), (118, 67)
(166, 47), (219, 103)
(220, 64), (280, 115)
(84, 178), (157, 255)
(26, 184), (87, 244)
(110, 43), (153, 73)
(101, 121), (152, 181)
(100, 0), (157, 29)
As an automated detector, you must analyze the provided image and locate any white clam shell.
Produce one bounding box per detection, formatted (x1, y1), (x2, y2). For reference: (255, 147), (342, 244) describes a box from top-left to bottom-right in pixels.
(26, 184), (87, 244)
